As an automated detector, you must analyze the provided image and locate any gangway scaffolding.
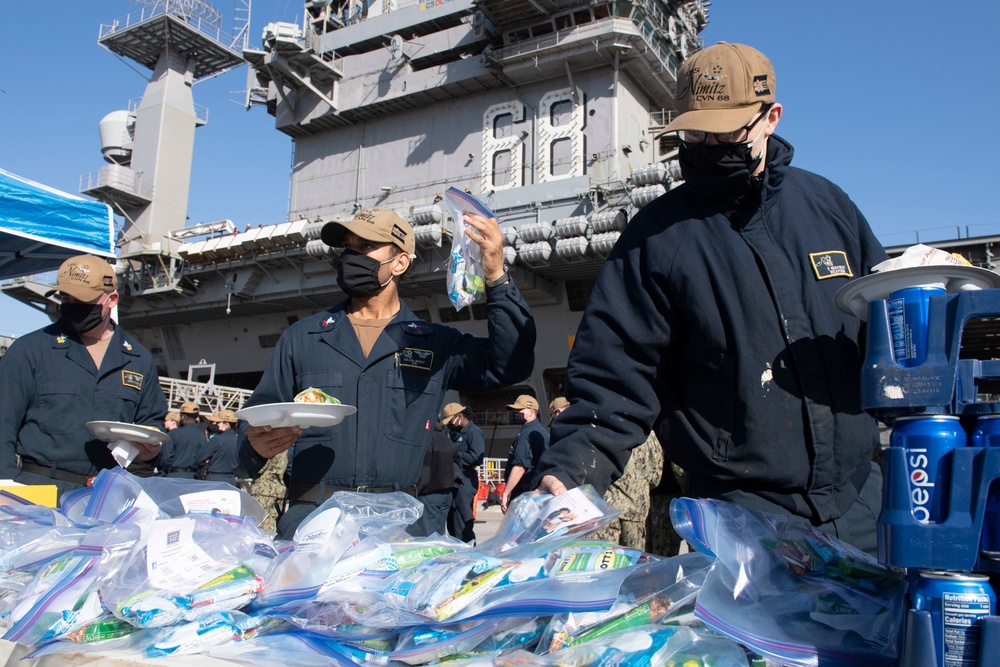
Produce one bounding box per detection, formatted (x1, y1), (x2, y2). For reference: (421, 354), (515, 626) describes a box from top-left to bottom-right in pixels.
(159, 360), (253, 414)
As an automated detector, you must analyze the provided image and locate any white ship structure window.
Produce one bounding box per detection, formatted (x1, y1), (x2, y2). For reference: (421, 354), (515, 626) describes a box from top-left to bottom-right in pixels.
(482, 102), (526, 192)
(504, 5), (609, 44)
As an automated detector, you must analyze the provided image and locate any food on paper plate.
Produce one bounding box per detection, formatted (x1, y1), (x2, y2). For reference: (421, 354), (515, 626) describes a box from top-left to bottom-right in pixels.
(293, 387), (341, 404)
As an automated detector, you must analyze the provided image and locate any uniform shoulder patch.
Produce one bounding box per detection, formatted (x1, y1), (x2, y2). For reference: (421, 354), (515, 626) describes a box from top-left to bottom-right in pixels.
(809, 251), (854, 280)
(122, 370), (144, 390)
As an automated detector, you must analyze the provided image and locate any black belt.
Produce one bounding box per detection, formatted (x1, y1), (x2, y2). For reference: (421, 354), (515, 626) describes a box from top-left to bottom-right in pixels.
(20, 461), (92, 486)
(288, 482), (416, 505)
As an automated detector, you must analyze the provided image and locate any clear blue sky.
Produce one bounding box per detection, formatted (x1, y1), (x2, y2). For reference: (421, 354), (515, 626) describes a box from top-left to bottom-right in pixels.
(1, 0), (998, 336)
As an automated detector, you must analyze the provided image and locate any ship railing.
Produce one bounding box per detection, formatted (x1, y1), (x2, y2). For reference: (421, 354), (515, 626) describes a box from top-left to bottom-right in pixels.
(100, 0), (233, 49)
(79, 165), (155, 201)
(477, 458), (507, 485)
(469, 408), (514, 427)
(159, 376), (253, 414)
(128, 97), (209, 125)
(499, 17), (680, 80)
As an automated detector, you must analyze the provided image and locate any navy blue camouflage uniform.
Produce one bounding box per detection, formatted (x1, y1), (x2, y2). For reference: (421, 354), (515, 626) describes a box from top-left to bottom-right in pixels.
(534, 136), (888, 554)
(0, 323), (167, 496)
(238, 281), (535, 539)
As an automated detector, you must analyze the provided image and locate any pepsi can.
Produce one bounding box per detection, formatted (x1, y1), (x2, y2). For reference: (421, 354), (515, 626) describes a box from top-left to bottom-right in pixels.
(913, 570), (995, 667)
(887, 285), (946, 366)
(971, 415), (1000, 556)
(891, 415), (965, 523)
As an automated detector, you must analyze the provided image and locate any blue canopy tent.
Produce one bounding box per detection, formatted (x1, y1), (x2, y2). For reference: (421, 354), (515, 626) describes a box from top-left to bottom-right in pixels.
(0, 167), (115, 280)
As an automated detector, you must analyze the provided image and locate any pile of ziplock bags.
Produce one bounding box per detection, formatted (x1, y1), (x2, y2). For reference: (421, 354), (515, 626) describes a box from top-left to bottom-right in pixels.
(0, 467), (907, 666)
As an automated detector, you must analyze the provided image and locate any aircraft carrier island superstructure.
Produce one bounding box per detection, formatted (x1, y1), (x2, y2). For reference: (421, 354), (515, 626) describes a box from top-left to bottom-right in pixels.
(5, 0), (1000, 451)
(1, 0), (712, 449)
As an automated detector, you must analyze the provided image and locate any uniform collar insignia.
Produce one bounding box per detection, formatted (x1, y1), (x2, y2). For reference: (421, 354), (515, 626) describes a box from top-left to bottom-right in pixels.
(323, 316), (335, 327)
(56, 335), (66, 344)
(122, 341), (133, 351)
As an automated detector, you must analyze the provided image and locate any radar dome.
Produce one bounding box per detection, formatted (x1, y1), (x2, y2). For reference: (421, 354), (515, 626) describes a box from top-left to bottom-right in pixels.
(98, 110), (135, 165)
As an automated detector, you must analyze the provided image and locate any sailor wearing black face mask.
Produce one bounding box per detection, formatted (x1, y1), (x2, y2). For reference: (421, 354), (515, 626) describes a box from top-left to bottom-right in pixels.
(441, 402), (485, 542)
(238, 207), (536, 539)
(0, 255), (168, 497)
(500, 395), (549, 514)
(533, 42), (889, 556)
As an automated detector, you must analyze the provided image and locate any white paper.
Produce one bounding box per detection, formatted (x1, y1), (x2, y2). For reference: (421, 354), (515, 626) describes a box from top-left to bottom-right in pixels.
(873, 244), (972, 273)
(108, 439), (140, 468)
(146, 517), (231, 591)
(179, 490), (242, 516)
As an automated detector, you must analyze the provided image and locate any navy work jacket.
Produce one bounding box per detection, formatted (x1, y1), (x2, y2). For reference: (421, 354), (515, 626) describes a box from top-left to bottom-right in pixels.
(238, 282), (535, 489)
(161, 422), (208, 474)
(536, 136), (888, 524)
(0, 322), (167, 478)
(452, 421), (486, 489)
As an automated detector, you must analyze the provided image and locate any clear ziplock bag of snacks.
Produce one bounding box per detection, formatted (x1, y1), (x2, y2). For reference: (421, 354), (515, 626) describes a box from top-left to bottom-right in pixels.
(671, 497), (905, 667)
(443, 187), (493, 310)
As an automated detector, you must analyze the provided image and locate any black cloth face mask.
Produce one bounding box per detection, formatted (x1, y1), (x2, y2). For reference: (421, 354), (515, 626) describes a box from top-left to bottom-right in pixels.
(678, 129), (766, 201)
(511, 413), (527, 426)
(336, 249), (395, 298)
(60, 301), (109, 336)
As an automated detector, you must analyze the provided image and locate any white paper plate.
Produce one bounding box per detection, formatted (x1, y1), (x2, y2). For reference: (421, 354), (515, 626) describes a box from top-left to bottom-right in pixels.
(235, 402), (357, 428)
(86, 421), (170, 444)
(833, 265), (1000, 320)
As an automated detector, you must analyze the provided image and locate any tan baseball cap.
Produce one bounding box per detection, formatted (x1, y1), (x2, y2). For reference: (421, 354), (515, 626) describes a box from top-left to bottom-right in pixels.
(165, 411), (180, 422)
(442, 402), (467, 426)
(207, 409), (238, 423)
(661, 42), (776, 135)
(46, 255), (117, 301)
(321, 208), (415, 256)
(507, 395), (539, 410)
(548, 396), (570, 424)
(180, 401), (200, 415)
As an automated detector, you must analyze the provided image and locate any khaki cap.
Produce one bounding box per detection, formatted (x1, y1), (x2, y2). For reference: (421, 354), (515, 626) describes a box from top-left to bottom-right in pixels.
(548, 396), (570, 424)
(442, 402), (466, 426)
(46, 255), (117, 301)
(165, 411), (180, 422)
(207, 409), (238, 423)
(320, 208), (415, 256)
(660, 42), (775, 136)
(507, 395), (539, 410)
(180, 401), (200, 415)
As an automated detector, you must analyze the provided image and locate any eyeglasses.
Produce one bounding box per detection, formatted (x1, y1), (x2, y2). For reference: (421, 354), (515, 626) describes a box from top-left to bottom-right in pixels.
(677, 105), (772, 145)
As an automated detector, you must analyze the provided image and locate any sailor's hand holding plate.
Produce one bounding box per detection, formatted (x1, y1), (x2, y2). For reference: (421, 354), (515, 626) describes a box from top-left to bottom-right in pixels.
(237, 387), (356, 459)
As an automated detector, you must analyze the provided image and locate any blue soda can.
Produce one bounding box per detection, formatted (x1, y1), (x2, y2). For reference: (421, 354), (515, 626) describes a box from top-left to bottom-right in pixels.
(891, 415), (965, 523)
(887, 285), (946, 366)
(969, 414), (1000, 447)
(913, 570), (995, 667)
(971, 415), (1000, 555)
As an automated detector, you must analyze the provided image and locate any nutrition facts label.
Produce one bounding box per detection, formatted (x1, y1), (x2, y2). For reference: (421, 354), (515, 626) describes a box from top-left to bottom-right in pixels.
(942, 591), (991, 667)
